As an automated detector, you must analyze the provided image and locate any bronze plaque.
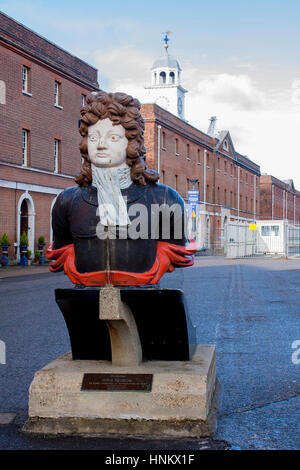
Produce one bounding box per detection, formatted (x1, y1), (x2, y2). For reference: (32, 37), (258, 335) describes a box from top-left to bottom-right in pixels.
(81, 373), (153, 392)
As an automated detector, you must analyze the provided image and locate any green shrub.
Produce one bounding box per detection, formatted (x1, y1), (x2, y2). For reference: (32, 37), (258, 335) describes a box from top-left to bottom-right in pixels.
(34, 250), (41, 260)
(1, 232), (10, 246)
(20, 231), (28, 246)
(26, 249), (32, 260)
(38, 235), (45, 245)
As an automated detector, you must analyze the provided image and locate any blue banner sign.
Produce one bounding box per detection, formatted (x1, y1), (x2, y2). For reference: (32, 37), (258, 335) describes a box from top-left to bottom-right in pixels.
(188, 190), (199, 218)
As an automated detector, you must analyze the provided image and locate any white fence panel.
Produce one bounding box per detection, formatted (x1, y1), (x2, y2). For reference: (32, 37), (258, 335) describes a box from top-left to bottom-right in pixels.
(225, 223), (257, 259)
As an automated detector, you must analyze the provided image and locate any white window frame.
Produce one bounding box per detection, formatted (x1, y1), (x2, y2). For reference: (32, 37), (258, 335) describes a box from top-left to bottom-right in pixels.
(22, 129), (29, 166)
(54, 81), (61, 107)
(22, 66), (29, 93)
(54, 139), (60, 173)
(81, 94), (86, 106)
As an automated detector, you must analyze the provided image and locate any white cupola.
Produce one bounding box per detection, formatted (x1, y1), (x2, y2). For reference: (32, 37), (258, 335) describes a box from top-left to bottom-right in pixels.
(144, 32), (187, 120)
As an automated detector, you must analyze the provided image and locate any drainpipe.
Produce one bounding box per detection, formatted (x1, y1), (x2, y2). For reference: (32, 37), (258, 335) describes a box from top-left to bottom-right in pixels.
(237, 166), (240, 222)
(203, 149), (207, 207)
(157, 124), (161, 178)
(254, 175), (256, 221)
(271, 184), (274, 220)
(294, 194), (296, 225)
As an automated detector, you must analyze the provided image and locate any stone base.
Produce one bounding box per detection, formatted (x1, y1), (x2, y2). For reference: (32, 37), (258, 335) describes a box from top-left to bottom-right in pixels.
(23, 345), (220, 438)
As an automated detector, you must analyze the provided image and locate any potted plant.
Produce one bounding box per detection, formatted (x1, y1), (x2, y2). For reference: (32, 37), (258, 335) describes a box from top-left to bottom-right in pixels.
(37, 235), (45, 264)
(1, 232), (10, 267)
(34, 250), (41, 265)
(26, 249), (32, 266)
(20, 231), (29, 266)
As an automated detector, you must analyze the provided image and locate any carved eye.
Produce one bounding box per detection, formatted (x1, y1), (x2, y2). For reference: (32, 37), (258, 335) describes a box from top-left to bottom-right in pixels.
(111, 135), (120, 142)
(89, 134), (98, 142)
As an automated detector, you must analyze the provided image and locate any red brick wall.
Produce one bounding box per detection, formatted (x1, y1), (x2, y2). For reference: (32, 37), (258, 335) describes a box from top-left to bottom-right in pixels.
(0, 44), (91, 175)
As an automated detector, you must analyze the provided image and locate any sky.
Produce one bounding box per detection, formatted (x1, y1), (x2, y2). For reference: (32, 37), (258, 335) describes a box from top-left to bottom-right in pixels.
(1, 0), (300, 186)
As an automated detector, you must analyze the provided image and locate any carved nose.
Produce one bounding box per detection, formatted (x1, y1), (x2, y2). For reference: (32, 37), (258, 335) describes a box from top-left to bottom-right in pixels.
(97, 138), (106, 149)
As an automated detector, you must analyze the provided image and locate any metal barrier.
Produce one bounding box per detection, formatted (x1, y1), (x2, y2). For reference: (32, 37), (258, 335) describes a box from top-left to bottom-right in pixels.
(225, 223), (257, 258)
(287, 224), (300, 256)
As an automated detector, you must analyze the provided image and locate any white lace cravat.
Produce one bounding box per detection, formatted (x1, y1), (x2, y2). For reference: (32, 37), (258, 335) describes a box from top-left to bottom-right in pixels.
(92, 165), (132, 226)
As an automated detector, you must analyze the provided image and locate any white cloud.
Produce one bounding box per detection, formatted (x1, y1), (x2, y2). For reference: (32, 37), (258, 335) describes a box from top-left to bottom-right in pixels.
(193, 73), (266, 111)
(94, 46), (153, 94)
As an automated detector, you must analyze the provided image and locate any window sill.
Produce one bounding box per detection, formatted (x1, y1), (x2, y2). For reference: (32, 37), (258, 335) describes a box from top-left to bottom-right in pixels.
(161, 147), (166, 151)
(54, 104), (63, 110)
(22, 91), (32, 97)
(187, 158), (191, 161)
(175, 153), (180, 157)
(197, 162), (201, 166)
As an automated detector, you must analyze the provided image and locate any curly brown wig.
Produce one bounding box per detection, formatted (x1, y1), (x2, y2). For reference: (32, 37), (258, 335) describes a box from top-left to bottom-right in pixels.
(75, 90), (159, 187)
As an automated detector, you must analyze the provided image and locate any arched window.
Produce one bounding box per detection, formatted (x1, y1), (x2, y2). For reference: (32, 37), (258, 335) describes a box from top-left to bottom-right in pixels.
(159, 72), (166, 84)
(169, 72), (175, 84)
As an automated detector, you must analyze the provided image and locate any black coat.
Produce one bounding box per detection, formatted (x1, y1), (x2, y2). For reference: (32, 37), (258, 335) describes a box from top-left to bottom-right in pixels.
(52, 182), (187, 274)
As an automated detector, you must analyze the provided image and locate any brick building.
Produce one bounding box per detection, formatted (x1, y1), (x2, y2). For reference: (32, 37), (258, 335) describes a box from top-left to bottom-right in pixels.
(260, 175), (300, 223)
(0, 12), (99, 259)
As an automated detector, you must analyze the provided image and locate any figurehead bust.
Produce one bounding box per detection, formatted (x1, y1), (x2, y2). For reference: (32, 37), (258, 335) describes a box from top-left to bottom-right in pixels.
(76, 91), (158, 187)
(47, 90), (196, 285)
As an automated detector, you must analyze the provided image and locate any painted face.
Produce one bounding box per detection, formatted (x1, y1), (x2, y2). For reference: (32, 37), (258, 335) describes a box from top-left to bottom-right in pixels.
(87, 118), (128, 168)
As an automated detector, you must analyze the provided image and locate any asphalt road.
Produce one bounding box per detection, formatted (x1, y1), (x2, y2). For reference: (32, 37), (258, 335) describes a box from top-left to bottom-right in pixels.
(0, 257), (299, 450)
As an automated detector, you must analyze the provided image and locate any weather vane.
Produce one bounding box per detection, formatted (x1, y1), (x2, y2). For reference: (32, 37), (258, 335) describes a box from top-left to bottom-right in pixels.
(162, 31), (172, 52)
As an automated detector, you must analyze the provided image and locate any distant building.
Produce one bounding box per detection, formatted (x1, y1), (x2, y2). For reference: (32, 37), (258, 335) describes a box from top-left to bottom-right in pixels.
(260, 175), (300, 223)
(0, 12), (99, 258)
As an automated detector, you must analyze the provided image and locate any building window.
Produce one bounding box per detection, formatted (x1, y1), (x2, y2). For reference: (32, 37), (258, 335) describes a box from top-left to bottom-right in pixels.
(261, 225), (279, 237)
(22, 129), (30, 166)
(169, 71), (175, 84)
(175, 174), (178, 191)
(187, 144), (190, 159)
(224, 161), (227, 173)
(54, 139), (60, 173)
(54, 81), (62, 107)
(81, 94), (86, 106)
(159, 72), (166, 84)
(0, 80), (6, 104)
(197, 149), (201, 164)
(175, 138), (179, 155)
(22, 66), (31, 94)
(162, 131), (166, 149)
(161, 170), (165, 184)
(224, 189), (227, 206)
(223, 140), (229, 151)
(206, 153), (210, 166)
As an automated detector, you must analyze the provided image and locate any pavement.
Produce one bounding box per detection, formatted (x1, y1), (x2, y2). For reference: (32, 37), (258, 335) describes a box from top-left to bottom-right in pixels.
(0, 256), (299, 450)
(0, 264), (50, 278)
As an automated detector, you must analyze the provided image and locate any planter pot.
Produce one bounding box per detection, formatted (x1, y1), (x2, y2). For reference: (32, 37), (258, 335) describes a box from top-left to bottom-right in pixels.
(1, 245), (10, 267)
(38, 245), (45, 265)
(20, 245), (28, 266)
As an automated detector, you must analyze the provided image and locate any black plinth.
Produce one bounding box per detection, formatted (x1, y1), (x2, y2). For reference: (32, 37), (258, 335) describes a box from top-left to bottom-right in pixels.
(55, 287), (197, 361)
